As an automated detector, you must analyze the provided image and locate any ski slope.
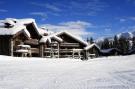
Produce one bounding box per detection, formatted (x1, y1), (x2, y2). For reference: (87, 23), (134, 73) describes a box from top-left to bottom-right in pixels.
(0, 55), (135, 89)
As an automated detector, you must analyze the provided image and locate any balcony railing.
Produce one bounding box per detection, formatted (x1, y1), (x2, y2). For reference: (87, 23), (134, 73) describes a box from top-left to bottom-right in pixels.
(60, 49), (73, 53)
(31, 48), (39, 54)
(44, 48), (73, 53)
(60, 43), (80, 47)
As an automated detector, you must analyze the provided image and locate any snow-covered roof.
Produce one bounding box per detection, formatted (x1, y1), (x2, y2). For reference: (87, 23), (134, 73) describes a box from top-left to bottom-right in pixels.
(38, 28), (53, 36)
(40, 36), (51, 43)
(40, 34), (63, 43)
(19, 18), (41, 36)
(0, 18), (31, 38)
(84, 43), (100, 50)
(54, 31), (88, 46)
(23, 29), (31, 38)
(0, 19), (25, 35)
(100, 48), (120, 53)
(19, 18), (35, 25)
(38, 28), (48, 35)
(0, 18), (44, 37)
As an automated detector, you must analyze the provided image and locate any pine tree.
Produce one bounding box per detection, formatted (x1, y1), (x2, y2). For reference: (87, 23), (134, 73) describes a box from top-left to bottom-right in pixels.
(101, 38), (110, 49)
(132, 37), (135, 49)
(90, 37), (94, 44)
(86, 37), (89, 43)
(118, 37), (129, 54)
(113, 35), (118, 48)
(87, 37), (94, 44)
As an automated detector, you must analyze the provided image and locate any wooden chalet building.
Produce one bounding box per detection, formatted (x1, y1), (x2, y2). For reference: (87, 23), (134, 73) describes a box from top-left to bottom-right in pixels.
(0, 18), (101, 59)
(84, 43), (100, 59)
(39, 31), (88, 58)
(0, 18), (46, 57)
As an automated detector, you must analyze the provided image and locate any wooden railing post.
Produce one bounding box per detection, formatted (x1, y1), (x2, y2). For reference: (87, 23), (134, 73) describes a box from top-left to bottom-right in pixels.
(58, 43), (60, 58)
(39, 43), (44, 58)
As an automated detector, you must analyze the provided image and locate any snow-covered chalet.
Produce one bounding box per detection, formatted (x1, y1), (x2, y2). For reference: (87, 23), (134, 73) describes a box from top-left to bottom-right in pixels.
(0, 18), (100, 59)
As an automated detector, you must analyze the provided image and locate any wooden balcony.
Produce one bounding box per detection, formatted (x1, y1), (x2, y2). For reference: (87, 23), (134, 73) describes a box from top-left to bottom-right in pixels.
(31, 48), (39, 54)
(60, 43), (80, 47)
(44, 48), (58, 53)
(60, 49), (73, 53)
(44, 48), (73, 53)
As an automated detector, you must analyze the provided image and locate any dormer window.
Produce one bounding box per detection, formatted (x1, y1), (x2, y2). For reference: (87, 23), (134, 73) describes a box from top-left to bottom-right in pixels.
(4, 22), (14, 28)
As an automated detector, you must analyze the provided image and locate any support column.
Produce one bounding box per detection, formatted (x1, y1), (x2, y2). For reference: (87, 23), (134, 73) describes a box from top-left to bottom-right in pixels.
(78, 51), (81, 59)
(58, 43), (60, 58)
(10, 39), (14, 56)
(72, 50), (74, 58)
(39, 44), (44, 58)
(85, 50), (88, 60)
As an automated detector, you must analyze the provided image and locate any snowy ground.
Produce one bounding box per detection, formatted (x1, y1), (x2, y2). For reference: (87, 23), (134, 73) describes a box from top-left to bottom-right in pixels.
(0, 55), (135, 89)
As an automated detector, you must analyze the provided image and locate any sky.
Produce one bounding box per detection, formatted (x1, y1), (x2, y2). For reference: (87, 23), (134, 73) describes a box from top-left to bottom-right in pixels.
(0, 0), (135, 40)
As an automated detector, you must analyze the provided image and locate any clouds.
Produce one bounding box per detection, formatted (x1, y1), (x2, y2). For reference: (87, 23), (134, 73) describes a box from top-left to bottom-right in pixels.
(120, 18), (126, 22)
(30, 0), (108, 17)
(45, 3), (61, 12)
(119, 16), (135, 22)
(68, 0), (108, 16)
(129, 17), (135, 21)
(0, 1), (8, 13)
(40, 21), (94, 37)
(0, 9), (8, 13)
(30, 2), (62, 20)
(30, 12), (47, 21)
(126, 0), (135, 4)
(30, 2), (61, 12)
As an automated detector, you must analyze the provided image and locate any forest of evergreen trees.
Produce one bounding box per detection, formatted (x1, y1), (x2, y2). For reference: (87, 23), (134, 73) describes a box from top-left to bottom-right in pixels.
(87, 36), (135, 55)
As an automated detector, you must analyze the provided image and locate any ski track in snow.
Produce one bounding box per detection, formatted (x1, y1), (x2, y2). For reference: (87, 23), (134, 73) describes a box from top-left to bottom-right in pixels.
(0, 55), (134, 89)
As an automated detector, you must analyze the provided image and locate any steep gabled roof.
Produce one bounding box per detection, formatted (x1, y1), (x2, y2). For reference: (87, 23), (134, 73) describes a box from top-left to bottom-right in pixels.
(0, 18), (45, 39)
(84, 43), (100, 50)
(19, 18), (41, 38)
(54, 31), (88, 46)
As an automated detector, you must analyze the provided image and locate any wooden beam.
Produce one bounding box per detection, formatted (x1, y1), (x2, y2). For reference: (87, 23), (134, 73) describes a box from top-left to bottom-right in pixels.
(39, 44), (44, 57)
(10, 39), (14, 56)
(58, 43), (60, 58)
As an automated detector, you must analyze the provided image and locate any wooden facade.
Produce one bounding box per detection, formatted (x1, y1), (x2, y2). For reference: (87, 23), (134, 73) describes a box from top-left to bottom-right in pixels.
(24, 23), (41, 57)
(0, 35), (11, 55)
(39, 32), (88, 58)
(84, 44), (100, 59)
(0, 31), (30, 56)
(57, 33), (86, 58)
(0, 18), (102, 59)
(0, 19), (41, 57)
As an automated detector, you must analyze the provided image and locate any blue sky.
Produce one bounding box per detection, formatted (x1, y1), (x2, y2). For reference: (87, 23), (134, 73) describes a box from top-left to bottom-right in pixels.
(0, 0), (135, 39)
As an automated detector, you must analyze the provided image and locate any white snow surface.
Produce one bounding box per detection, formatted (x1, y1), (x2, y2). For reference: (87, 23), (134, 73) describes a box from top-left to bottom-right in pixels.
(0, 55), (135, 89)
